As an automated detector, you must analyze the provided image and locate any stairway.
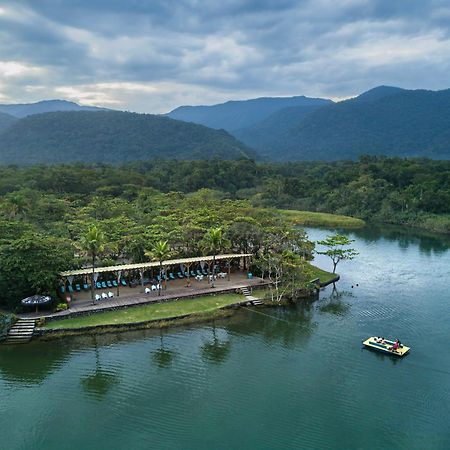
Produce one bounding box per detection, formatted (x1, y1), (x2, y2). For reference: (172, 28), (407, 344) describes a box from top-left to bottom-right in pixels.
(241, 287), (263, 306)
(4, 319), (36, 344)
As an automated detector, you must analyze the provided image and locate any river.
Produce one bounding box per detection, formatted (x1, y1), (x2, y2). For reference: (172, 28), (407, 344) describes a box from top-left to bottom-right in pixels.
(1, 225), (449, 449)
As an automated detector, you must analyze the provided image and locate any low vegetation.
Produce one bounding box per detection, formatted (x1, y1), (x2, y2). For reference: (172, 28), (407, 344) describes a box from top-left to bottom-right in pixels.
(278, 210), (364, 228)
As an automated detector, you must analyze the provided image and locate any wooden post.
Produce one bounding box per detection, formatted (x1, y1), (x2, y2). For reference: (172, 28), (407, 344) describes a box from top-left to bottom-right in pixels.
(226, 259), (231, 281)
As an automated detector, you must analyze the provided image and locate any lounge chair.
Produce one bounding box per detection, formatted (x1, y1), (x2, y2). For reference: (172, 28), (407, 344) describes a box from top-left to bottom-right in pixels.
(169, 273), (175, 280)
(75, 284), (81, 292)
(83, 283), (90, 290)
(59, 286), (65, 294)
(107, 281), (113, 288)
(177, 272), (184, 279)
(112, 280), (118, 287)
(68, 285), (74, 293)
(202, 268), (208, 276)
(190, 271), (196, 277)
(96, 281), (102, 289)
(101, 292), (108, 299)
(163, 274), (169, 281)
(121, 279), (127, 286)
(145, 287), (151, 294)
(157, 275), (161, 282)
(107, 291), (114, 298)
(101, 281), (107, 289)
(95, 294), (101, 301)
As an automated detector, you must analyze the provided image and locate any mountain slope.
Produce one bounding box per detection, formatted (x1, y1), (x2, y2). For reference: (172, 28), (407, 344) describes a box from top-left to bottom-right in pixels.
(167, 96), (332, 131)
(276, 88), (450, 160)
(0, 112), (17, 133)
(0, 111), (255, 164)
(236, 87), (450, 161)
(233, 103), (330, 154)
(0, 100), (107, 118)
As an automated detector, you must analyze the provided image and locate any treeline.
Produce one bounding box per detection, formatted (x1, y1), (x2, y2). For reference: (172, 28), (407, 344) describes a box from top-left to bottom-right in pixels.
(0, 157), (449, 231)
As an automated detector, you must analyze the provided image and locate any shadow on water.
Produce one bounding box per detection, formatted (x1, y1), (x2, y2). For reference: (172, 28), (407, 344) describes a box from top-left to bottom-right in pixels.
(81, 335), (119, 399)
(152, 331), (177, 368)
(317, 285), (353, 317)
(201, 321), (231, 365)
(0, 341), (70, 384)
(350, 224), (450, 255)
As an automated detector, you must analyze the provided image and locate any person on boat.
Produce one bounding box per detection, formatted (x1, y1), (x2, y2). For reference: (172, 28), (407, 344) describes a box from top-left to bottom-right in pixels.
(391, 339), (400, 352)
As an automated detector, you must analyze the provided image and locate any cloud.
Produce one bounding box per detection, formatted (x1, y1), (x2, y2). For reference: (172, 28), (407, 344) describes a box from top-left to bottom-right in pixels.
(0, 0), (450, 112)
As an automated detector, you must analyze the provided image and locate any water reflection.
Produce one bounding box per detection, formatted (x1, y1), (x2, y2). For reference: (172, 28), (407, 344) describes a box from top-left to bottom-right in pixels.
(152, 331), (177, 368)
(317, 286), (352, 317)
(0, 341), (69, 384)
(81, 336), (119, 399)
(201, 322), (231, 365)
(351, 224), (450, 255)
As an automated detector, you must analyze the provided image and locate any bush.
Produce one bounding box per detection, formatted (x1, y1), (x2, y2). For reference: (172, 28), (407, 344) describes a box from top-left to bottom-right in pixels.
(56, 303), (68, 312)
(0, 312), (17, 341)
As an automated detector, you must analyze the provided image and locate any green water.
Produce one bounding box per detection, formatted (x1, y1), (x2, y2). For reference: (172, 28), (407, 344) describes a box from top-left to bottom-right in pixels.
(1, 225), (450, 449)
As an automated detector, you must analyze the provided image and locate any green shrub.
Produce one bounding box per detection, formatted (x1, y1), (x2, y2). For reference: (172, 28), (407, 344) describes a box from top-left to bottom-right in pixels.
(0, 312), (17, 341)
(56, 303), (68, 312)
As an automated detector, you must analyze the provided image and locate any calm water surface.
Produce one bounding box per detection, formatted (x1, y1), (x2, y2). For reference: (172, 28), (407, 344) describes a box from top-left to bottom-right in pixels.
(1, 225), (450, 449)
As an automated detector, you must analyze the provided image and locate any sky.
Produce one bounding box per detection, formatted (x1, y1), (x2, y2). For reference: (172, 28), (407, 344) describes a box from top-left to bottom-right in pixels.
(1, 0), (450, 113)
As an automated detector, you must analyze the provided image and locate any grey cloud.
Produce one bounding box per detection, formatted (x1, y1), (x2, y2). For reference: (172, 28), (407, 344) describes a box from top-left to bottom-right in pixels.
(1, 0), (450, 112)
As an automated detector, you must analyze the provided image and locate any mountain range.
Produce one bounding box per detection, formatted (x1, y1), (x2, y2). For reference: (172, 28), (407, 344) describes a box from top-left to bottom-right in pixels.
(168, 86), (450, 160)
(1, 86), (450, 164)
(0, 99), (107, 118)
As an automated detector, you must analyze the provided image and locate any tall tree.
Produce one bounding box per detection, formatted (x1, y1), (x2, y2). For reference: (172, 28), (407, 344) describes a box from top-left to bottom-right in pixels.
(202, 227), (226, 288)
(80, 226), (106, 303)
(146, 240), (171, 295)
(316, 234), (358, 273)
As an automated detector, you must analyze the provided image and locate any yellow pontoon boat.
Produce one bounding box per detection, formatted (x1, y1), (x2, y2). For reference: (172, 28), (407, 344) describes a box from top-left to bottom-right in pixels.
(363, 337), (410, 357)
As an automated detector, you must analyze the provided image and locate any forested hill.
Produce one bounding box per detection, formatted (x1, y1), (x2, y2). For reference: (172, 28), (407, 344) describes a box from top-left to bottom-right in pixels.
(167, 96), (333, 131)
(0, 99), (107, 118)
(233, 86), (450, 161)
(0, 111), (255, 164)
(0, 112), (17, 133)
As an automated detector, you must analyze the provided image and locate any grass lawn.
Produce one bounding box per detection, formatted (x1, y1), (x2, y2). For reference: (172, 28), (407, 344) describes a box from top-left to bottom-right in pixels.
(278, 209), (365, 228)
(43, 293), (248, 330)
(308, 263), (337, 284)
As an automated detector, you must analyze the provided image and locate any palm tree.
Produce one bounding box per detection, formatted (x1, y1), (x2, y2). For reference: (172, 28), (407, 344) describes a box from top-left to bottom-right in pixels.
(203, 227), (225, 288)
(80, 225), (106, 303)
(145, 240), (171, 296)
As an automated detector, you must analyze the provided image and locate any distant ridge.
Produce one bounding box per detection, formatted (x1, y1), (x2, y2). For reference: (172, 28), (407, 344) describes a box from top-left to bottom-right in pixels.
(228, 86), (450, 161)
(0, 112), (17, 133)
(0, 99), (108, 118)
(167, 96), (333, 131)
(0, 110), (255, 165)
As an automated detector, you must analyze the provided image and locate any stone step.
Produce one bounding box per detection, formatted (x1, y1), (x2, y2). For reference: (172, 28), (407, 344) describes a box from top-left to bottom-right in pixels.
(11, 324), (35, 329)
(8, 330), (34, 335)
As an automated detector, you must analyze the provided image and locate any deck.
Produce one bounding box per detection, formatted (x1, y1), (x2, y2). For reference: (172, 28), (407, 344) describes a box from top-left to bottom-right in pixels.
(20, 272), (267, 320)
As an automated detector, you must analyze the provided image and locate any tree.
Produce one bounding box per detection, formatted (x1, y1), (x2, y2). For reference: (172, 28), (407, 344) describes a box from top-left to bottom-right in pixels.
(316, 234), (358, 273)
(79, 226), (106, 303)
(256, 227), (314, 302)
(202, 227), (227, 288)
(0, 232), (74, 309)
(146, 240), (171, 295)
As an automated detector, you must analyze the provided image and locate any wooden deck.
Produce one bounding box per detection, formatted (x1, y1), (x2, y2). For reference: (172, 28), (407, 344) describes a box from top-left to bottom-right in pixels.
(20, 272), (267, 320)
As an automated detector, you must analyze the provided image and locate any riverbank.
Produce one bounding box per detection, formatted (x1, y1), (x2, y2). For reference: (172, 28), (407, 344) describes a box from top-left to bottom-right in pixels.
(278, 209), (365, 229)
